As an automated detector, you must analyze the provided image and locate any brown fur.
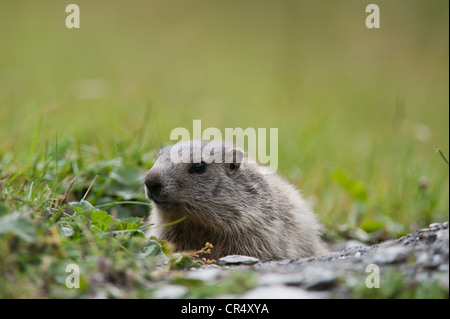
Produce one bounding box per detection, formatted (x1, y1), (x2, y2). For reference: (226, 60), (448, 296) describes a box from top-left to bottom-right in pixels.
(144, 140), (326, 260)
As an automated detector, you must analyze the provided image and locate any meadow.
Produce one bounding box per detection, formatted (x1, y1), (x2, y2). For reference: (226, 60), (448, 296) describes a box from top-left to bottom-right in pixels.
(0, 0), (448, 298)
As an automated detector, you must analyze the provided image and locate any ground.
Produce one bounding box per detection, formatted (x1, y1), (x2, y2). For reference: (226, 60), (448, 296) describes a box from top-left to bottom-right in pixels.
(150, 222), (449, 299)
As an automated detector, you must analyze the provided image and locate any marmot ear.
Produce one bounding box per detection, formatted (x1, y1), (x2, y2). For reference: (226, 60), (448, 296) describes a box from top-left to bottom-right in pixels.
(226, 148), (244, 174)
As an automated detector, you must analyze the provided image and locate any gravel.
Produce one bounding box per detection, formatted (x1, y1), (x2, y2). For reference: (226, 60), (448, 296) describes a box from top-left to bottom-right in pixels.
(155, 222), (449, 298)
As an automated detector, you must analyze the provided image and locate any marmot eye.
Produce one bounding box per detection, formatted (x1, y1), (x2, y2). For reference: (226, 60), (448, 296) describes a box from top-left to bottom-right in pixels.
(190, 161), (207, 174)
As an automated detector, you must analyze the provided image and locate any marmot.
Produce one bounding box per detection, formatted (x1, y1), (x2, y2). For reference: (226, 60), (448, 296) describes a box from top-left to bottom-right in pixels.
(144, 140), (326, 260)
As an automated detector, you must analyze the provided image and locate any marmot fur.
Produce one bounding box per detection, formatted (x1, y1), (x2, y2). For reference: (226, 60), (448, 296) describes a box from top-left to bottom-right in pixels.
(145, 140), (325, 260)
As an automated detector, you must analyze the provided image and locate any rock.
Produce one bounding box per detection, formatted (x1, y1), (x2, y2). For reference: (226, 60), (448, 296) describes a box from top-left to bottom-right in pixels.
(218, 255), (260, 265)
(186, 268), (224, 281)
(345, 240), (369, 250)
(240, 285), (328, 299)
(368, 246), (412, 265)
(436, 228), (449, 241)
(153, 285), (188, 299)
(258, 273), (304, 286)
(255, 262), (338, 291)
(300, 266), (338, 290)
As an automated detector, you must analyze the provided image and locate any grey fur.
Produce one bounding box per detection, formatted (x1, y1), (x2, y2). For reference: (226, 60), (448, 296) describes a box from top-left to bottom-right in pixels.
(145, 140), (326, 260)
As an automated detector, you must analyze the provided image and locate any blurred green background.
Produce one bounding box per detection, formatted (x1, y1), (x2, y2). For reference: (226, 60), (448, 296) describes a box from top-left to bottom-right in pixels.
(0, 0), (448, 236)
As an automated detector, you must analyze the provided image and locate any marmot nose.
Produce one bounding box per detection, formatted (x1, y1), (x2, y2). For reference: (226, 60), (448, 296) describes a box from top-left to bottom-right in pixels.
(144, 176), (163, 197)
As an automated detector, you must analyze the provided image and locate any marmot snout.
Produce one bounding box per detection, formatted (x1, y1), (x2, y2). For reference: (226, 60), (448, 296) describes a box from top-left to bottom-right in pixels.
(145, 140), (325, 260)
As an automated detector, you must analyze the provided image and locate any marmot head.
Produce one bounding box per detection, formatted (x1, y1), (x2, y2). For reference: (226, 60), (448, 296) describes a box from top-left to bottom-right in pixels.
(144, 140), (271, 226)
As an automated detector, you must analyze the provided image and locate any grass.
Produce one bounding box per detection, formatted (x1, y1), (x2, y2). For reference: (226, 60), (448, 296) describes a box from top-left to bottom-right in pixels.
(0, 0), (448, 298)
(350, 267), (449, 299)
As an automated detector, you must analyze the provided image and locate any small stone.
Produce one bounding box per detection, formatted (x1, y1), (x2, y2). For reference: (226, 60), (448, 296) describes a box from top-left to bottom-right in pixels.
(218, 255), (260, 265)
(301, 266), (338, 290)
(240, 285), (328, 299)
(186, 268), (223, 281)
(153, 285), (188, 299)
(438, 263), (449, 272)
(416, 251), (442, 268)
(382, 239), (396, 246)
(368, 246), (411, 265)
(258, 273), (304, 286)
(436, 229), (449, 240)
(345, 240), (369, 250)
(430, 254), (443, 267)
(416, 252), (429, 265)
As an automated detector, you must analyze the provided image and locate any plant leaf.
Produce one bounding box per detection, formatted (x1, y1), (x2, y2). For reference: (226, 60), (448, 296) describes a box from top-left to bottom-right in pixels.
(0, 211), (36, 242)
